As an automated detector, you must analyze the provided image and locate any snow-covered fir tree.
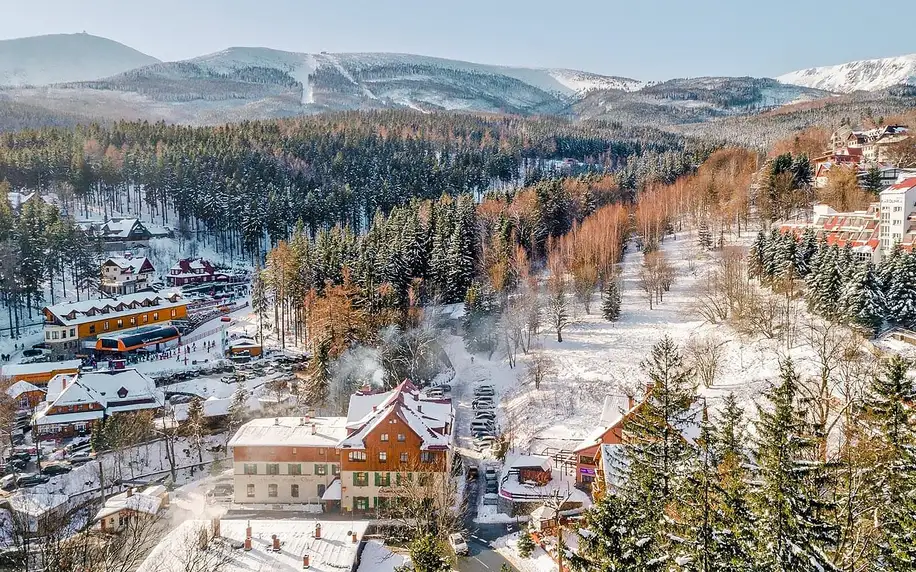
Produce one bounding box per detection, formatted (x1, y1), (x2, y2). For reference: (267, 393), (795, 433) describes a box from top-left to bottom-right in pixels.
(698, 218), (713, 250)
(752, 359), (838, 572)
(601, 279), (621, 322)
(839, 261), (885, 332)
(884, 250), (916, 328)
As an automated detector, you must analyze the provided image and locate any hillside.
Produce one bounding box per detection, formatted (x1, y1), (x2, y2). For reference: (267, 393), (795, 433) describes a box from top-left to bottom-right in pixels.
(777, 53), (916, 93)
(0, 32), (160, 87)
(575, 76), (830, 126)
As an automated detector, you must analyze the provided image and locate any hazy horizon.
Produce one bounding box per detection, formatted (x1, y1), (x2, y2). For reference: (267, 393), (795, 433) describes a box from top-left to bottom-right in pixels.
(2, 0), (915, 80)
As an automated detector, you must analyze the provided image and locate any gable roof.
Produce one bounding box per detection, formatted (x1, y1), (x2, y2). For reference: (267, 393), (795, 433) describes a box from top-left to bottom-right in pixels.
(1, 360), (81, 379)
(573, 395), (635, 453)
(340, 380), (453, 451)
(5, 380), (44, 399)
(44, 291), (185, 327)
(103, 256), (154, 275)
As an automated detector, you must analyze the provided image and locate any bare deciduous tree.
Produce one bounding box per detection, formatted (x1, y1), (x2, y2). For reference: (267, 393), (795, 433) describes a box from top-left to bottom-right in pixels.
(685, 334), (726, 388)
(525, 347), (556, 391)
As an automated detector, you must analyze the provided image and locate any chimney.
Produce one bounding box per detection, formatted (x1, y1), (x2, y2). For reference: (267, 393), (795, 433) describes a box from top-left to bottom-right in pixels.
(305, 413), (311, 422)
(417, 405), (422, 413)
(627, 394), (635, 409)
(211, 518), (221, 538)
(645, 383), (655, 397)
(244, 537), (252, 551)
(274, 418), (280, 426)
(272, 535), (281, 551)
(351, 531), (358, 543)
(311, 423), (317, 435)
(314, 522), (321, 539)
(126, 488), (133, 498)
(372, 405), (377, 412)
(302, 554), (310, 568)
(299, 417), (305, 426)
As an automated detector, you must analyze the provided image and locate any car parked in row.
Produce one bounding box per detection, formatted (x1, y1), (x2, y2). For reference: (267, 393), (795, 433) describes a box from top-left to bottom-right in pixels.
(16, 473), (50, 487)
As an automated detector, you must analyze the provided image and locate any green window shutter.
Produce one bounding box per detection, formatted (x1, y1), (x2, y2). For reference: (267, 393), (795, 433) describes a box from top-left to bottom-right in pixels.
(353, 472), (358, 486)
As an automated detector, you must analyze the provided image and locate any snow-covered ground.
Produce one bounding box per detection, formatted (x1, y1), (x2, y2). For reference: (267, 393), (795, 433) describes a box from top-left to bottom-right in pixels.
(357, 540), (409, 572)
(493, 532), (557, 572)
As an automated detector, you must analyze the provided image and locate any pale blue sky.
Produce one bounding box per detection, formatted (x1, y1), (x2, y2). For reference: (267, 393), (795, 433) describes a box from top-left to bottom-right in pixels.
(2, 0), (915, 80)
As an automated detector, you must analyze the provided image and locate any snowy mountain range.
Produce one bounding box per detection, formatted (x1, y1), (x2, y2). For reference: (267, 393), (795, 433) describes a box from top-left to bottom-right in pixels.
(0, 33), (914, 128)
(776, 54), (916, 93)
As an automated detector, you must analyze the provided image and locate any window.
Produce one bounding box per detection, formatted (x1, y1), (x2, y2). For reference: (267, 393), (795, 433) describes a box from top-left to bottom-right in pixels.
(52, 331), (59, 340)
(288, 464), (302, 475)
(130, 317), (135, 326)
(268, 484), (278, 498)
(246, 484), (255, 498)
(380, 433), (389, 442)
(243, 463), (257, 475)
(266, 463), (279, 475)
(103, 321), (109, 331)
(397, 434), (406, 442)
(61, 330), (66, 339)
(89, 324), (96, 334)
(117, 319), (123, 328)
(45, 331), (50, 340)
(348, 451), (367, 462)
(354, 497), (370, 510)
(171, 309), (177, 317)
(142, 314), (148, 323)
(331, 464), (340, 476)
(152, 312), (159, 321)
(353, 472), (369, 487)
(396, 472), (412, 485)
(378, 451), (387, 462)
(375, 472), (391, 486)
(315, 464), (328, 476)
(291, 484), (299, 498)
(400, 453), (409, 464)
(318, 448), (325, 455)
(420, 451), (433, 464)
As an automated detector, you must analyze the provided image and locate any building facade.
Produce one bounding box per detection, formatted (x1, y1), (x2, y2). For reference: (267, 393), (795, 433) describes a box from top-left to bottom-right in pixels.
(338, 381), (454, 513)
(228, 417), (347, 505)
(42, 292), (187, 358)
(100, 256), (155, 295)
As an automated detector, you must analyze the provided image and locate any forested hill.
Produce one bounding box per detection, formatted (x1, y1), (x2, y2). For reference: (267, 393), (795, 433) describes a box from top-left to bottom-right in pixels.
(0, 111), (713, 257)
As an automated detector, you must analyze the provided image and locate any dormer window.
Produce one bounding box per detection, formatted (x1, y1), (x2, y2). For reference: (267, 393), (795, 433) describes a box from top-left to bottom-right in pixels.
(117, 387), (128, 399)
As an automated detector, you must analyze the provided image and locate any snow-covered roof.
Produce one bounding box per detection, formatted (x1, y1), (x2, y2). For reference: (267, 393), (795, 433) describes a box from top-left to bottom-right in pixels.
(45, 291), (185, 327)
(340, 381), (453, 451)
(7, 192), (36, 208)
(5, 380), (43, 399)
(44, 373), (77, 402)
(321, 478), (341, 501)
(103, 256), (154, 274)
(228, 337), (259, 349)
(94, 488), (164, 522)
(509, 455), (551, 472)
(3, 491), (69, 517)
(138, 519), (369, 572)
(228, 416), (348, 448)
(572, 395), (634, 452)
(1, 360), (81, 379)
(33, 407), (105, 426)
(77, 369), (163, 411)
(101, 218), (144, 238)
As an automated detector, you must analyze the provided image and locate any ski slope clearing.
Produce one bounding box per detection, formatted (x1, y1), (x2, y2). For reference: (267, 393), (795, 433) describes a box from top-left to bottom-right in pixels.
(446, 230), (881, 457)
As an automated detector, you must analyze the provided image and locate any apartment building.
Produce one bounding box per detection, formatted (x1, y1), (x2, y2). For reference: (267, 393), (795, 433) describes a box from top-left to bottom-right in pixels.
(337, 381), (454, 513)
(227, 416), (348, 506)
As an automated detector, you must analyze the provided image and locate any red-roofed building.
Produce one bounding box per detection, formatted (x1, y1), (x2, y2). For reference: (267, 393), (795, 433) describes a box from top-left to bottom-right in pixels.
(166, 258), (228, 287)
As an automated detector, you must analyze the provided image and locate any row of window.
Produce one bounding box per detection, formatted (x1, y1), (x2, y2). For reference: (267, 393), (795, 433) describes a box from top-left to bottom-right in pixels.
(46, 328), (76, 341)
(246, 483), (329, 498)
(86, 310), (175, 334)
(379, 433), (406, 442)
(347, 450), (435, 463)
(351, 471), (431, 487)
(242, 463), (338, 476)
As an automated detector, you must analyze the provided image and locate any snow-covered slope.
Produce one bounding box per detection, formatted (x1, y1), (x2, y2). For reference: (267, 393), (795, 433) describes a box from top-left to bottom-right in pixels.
(0, 33), (160, 87)
(777, 54), (916, 93)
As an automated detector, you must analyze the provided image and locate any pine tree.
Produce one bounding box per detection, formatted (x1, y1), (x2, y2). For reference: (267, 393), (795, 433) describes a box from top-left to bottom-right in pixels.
(516, 529), (536, 558)
(867, 356), (916, 570)
(227, 384), (251, 435)
(601, 279), (621, 322)
(748, 231), (767, 281)
(885, 252), (916, 328)
(568, 493), (656, 572)
(796, 228), (817, 277)
(753, 359), (838, 572)
(840, 261), (885, 333)
(698, 218), (713, 250)
(251, 265), (269, 353)
(618, 336), (698, 566)
(862, 165), (884, 195)
(809, 245), (842, 318)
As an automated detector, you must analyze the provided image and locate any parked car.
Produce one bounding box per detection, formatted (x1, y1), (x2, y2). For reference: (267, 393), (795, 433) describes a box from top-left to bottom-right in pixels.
(7, 451), (31, 463)
(16, 473), (50, 487)
(474, 385), (495, 396)
(0, 474), (17, 491)
(474, 411), (496, 421)
(449, 533), (469, 556)
(426, 388), (445, 398)
(41, 463), (72, 476)
(470, 420), (495, 432)
(68, 452), (96, 465)
(472, 400), (495, 410)
(484, 468), (498, 480)
(206, 483), (234, 504)
(65, 437), (91, 452)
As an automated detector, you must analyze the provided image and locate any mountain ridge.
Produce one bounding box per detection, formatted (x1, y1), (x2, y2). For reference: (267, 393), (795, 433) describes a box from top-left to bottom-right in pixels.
(777, 53), (916, 93)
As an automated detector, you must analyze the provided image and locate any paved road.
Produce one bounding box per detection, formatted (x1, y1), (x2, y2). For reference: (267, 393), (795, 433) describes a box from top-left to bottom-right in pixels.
(456, 469), (519, 572)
